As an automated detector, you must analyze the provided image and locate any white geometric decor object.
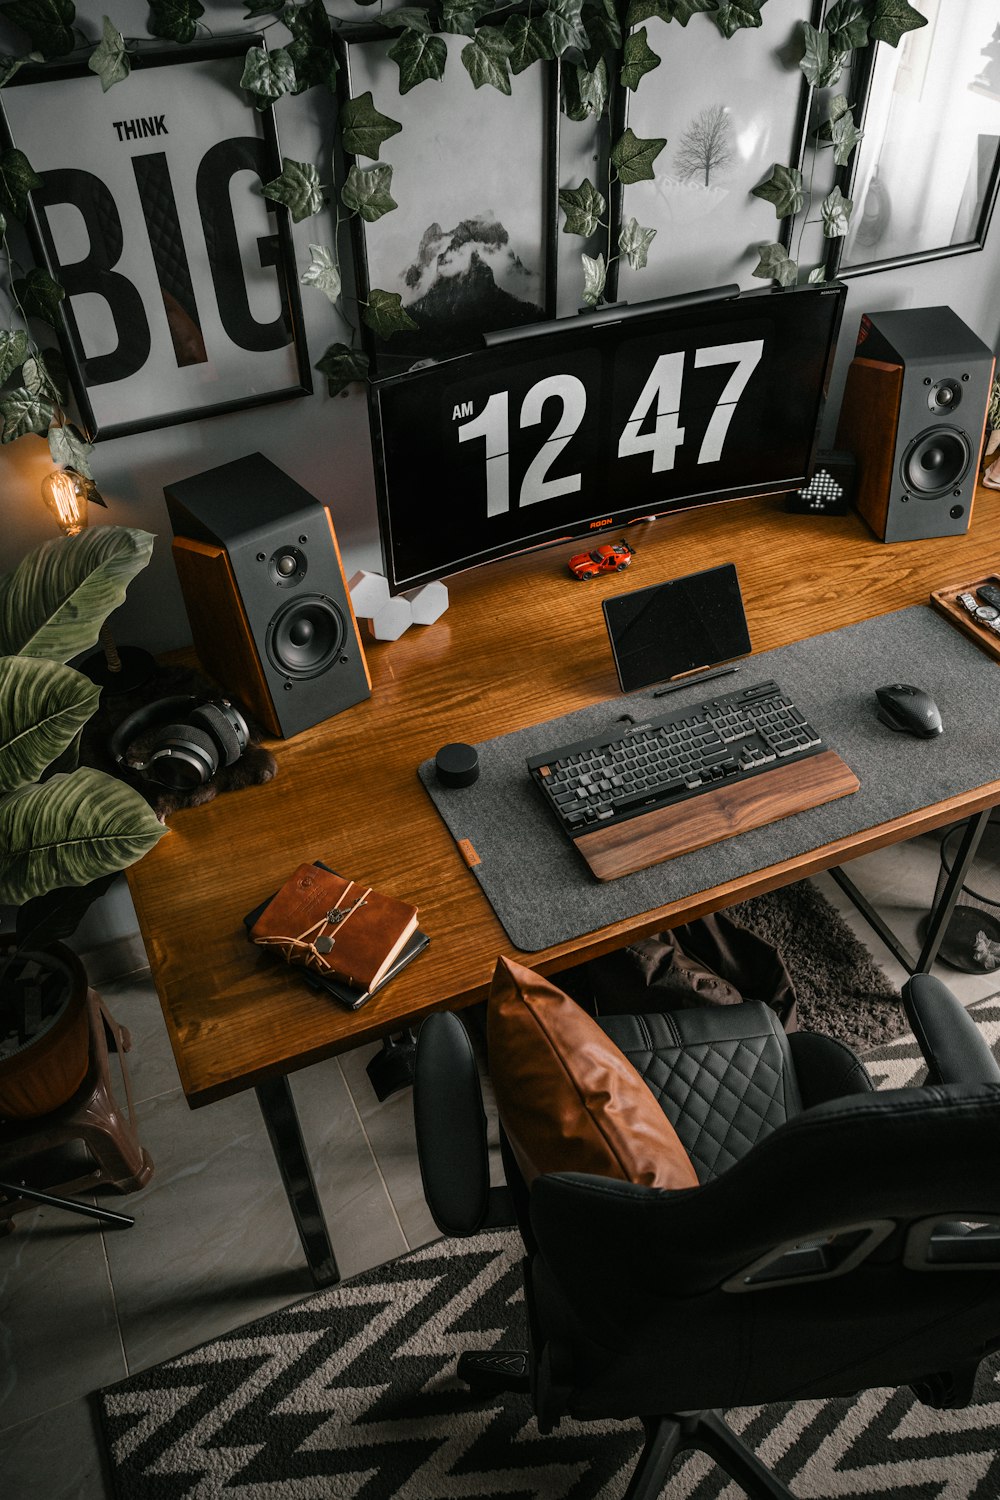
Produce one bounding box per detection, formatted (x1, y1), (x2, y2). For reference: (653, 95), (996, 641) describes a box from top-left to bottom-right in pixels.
(403, 580), (449, 625)
(348, 569), (391, 619)
(364, 595), (413, 642)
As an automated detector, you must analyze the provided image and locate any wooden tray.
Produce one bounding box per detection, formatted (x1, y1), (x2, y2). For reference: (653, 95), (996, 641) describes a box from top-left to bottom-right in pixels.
(930, 573), (1000, 664)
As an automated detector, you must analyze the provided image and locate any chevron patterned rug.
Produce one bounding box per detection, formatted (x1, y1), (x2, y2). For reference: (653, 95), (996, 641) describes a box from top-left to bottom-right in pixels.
(98, 995), (1000, 1500)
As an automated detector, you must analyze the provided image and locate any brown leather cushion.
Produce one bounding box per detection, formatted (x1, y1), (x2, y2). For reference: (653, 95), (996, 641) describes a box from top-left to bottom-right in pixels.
(487, 956), (700, 1190)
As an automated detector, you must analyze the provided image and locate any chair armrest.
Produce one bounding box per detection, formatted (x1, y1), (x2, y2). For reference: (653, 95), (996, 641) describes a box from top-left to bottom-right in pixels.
(902, 974), (1000, 1085)
(414, 1011), (506, 1236)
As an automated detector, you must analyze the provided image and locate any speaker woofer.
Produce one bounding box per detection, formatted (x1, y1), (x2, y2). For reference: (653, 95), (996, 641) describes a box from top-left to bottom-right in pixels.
(900, 427), (971, 497)
(266, 595), (345, 679)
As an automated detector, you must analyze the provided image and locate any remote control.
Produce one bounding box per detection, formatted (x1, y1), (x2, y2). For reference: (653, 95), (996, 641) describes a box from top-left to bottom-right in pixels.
(976, 582), (1000, 610)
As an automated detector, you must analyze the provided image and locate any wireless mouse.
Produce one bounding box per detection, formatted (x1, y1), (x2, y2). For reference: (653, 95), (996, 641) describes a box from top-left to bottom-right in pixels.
(875, 683), (943, 738)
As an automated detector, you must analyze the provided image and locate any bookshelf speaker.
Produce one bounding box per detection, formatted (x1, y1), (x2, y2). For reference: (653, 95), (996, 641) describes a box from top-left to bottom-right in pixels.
(165, 452), (371, 739)
(835, 306), (994, 543)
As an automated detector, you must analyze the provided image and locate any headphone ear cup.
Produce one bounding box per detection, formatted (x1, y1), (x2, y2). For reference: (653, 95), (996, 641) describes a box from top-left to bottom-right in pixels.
(188, 701), (246, 766)
(146, 723), (219, 789)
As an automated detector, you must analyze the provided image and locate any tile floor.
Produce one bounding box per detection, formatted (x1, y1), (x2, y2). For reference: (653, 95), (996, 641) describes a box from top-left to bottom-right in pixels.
(3, 830), (1000, 1499)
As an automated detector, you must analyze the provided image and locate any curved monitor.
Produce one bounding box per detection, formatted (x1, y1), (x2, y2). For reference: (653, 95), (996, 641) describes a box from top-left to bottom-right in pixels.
(368, 282), (846, 594)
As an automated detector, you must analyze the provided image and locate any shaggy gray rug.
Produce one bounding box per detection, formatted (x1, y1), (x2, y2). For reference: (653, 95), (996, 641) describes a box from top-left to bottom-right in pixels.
(729, 879), (905, 1049)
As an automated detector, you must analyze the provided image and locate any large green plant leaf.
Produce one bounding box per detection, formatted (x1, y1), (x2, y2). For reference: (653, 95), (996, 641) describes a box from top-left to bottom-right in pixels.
(0, 526), (154, 661)
(0, 768), (167, 905)
(0, 655), (99, 794)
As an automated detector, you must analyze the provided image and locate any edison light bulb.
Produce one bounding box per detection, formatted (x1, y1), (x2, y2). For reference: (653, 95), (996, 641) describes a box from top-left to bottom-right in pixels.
(40, 468), (89, 536)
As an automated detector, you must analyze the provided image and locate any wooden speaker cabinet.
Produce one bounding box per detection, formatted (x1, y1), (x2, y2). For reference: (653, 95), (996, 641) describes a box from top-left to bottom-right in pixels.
(165, 453), (370, 738)
(836, 307), (994, 544)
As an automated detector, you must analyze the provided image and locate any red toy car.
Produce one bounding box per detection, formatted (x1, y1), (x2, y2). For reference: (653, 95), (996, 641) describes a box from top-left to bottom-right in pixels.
(568, 540), (634, 580)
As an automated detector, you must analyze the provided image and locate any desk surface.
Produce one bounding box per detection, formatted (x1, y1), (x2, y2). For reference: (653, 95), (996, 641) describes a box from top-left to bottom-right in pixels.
(128, 487), (1000, 1106)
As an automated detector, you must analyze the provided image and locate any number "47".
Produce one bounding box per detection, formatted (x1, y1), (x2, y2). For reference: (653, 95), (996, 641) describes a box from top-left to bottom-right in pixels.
(456, 339), (764, 517)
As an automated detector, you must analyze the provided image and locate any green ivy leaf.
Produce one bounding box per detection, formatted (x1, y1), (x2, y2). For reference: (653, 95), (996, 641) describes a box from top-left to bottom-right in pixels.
(581, 252), (606, 308)
(751, 162), (804, 218)
(0, 50), (43, 87)
(0, 0), (74, 58)
(461, 27), (512, 94)
(713, 0), (763, 39)
(283, 0), (331, 41)
(539, 0), (589, 57)
(0, 147), (42, 221)
(671, 0), (716, 22)
(625, 0), (670, 28)
(869, 0), (927, 47)
(14, 266), (65, 324)
(824, 0), (869, 50)
(48, 421), (94, 479)
(87, 16), (129, 91)
(147, 0), (205, 44)
(241, 45), (297, 107)
(0, 329), (28, 384)
(807, 264), (828, 283)
(799, 23), (848, 89)
(503, 14), (553, 72)
(611, 127), (666, 186)
(342, 162), (397, 223)
(0, 387), (54, 441)
(381, 6), (433, 31)
(820, 184), (853, 237)
(387, 30), (447, 92)
(619, 216), (656, 270)
(340, 91), (402, 160)
(300, 243), (341, 304)
(315, 342), (369, 396)
(284, 37), (338, 92)
(561, 58), (608, 121)
(582, 0), (620, 50)
(362, 288), (418, 340)
(815, 101), (863, 166)
(752, 242), (797, 286)
(621, 27), (660, 91)
(20, 354), (44, 394)
(558, 178), (606, 237)
(442, 0), (493, 34)
(262, 157), (325, 222)
(244, 0), (279, 14)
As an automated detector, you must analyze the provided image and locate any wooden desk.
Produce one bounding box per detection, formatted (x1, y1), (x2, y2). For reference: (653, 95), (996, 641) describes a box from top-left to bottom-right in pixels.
(127, 485), (1000, 1281)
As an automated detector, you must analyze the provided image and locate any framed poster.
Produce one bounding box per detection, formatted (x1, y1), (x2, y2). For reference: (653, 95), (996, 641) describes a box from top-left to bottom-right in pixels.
(0, 37), (311, 441)
(336, 25), (558, 378)
(835, 0), (1000, 276)
(613, 0), (821, 303)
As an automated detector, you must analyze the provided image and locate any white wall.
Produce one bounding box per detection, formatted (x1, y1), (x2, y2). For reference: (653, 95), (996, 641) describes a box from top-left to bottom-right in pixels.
(3, 1), (1000, 651)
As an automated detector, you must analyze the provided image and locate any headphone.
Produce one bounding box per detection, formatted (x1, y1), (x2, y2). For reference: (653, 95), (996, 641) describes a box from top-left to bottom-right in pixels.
(109, 696), (250, 791)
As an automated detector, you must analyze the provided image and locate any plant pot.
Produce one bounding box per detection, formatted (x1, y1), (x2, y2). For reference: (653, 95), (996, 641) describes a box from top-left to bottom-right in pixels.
(0, 939), (90, 1118)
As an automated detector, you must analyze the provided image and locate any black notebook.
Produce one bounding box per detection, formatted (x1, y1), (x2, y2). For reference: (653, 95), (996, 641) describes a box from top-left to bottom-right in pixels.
(244, 862), (429, 1011)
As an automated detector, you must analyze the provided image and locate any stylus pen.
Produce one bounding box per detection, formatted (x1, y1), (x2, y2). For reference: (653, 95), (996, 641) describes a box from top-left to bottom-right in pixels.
(653, 665), (740, 698)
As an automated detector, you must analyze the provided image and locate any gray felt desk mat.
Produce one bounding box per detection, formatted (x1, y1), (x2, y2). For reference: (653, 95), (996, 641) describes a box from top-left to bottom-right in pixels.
(418, 606), (1000, 953)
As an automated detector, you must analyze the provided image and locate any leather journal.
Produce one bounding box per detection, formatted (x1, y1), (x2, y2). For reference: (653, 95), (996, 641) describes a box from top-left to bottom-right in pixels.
(250, 863), (419, 992)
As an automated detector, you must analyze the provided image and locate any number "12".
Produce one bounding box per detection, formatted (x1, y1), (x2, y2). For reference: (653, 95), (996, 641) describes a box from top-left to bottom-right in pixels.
(456, 339), (764, 517)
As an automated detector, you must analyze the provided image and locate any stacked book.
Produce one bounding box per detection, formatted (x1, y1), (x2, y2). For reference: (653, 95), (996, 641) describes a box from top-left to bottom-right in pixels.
(246, 861), (428, 1011)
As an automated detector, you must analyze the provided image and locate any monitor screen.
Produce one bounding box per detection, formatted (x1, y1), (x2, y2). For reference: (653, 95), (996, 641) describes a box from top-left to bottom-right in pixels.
(603, 562), (752, 693)
(368, 282), (846, 593)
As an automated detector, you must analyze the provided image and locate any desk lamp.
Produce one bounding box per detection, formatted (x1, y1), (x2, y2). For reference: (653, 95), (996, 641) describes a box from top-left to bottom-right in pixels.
(40, 465), (154, 694)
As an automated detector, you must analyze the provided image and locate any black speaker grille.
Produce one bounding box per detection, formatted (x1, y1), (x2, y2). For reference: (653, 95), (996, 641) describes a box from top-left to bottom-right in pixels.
(266, 595), (346, 679)
(900, 426), (971, 497)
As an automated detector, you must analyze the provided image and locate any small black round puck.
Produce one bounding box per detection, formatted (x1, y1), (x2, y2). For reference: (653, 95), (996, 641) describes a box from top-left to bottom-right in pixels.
(435, 742), (479, 787)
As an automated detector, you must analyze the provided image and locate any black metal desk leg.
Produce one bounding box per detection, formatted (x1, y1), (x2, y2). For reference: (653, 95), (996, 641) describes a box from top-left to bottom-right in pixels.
(255, 1075), (340, 1287)
(914, 808), (992, 973)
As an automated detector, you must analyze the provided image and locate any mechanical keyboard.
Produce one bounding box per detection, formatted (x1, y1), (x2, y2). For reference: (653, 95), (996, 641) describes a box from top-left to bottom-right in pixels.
(527, 678), (827, 841)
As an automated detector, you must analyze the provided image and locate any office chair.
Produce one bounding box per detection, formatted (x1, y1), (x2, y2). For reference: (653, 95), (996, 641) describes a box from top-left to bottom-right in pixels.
(413, 970), (1000, 1500)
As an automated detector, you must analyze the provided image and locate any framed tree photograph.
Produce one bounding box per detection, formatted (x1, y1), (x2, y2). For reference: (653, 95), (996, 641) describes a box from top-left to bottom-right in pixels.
(613, 0), (822, 303)
(835, 0), (1000, 276)
(335, 23), (559, 378)
(0, 36), (312, 441)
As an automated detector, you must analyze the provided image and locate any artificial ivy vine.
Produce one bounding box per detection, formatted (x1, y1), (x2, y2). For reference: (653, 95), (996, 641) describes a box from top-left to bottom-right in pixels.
(0, 0), (927, 482)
